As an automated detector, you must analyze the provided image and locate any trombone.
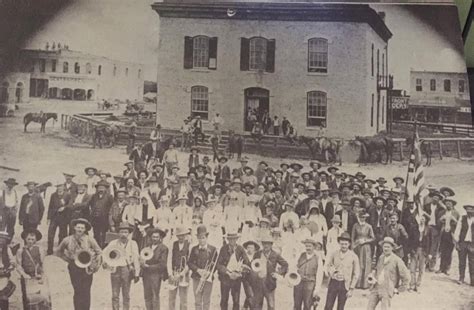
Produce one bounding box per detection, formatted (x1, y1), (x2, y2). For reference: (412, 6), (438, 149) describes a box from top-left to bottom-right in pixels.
(196, 250), (219, 293)
(168, 256), (189, 290)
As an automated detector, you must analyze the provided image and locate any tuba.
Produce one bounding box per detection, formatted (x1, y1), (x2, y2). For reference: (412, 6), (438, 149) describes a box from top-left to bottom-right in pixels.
(285, 268), (301, 287)
(75, 250), (101, 275)
(102, 245), (126, 272)
(140, 247), (153, 261)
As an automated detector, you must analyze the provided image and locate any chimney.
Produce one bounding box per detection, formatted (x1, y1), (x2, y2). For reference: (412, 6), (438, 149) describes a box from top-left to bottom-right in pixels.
(378, 11), (386, 22)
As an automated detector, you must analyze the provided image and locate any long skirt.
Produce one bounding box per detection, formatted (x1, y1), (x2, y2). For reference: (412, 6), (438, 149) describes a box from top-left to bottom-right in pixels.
(355, 243), (372, 289)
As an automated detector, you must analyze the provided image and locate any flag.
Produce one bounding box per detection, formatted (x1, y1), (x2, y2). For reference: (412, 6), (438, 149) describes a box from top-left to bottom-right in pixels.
(407, 127), (427, 214)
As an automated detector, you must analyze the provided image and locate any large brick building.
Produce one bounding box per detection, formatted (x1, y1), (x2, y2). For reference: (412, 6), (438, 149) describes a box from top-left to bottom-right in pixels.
(152, 1), (392, 138)
(0, 45), (144, 103)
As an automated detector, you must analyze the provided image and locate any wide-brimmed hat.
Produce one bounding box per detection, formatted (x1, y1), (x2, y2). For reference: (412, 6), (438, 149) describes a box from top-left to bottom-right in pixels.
(71, 218), (92, 231)
(260, 234), (274, 244)
(305, 186), (318, 194)
(350, 197), (365, 207)
(327, 166), (339, 173)
(243, 166), (254, 174)
(463, 205), (474, 213)
(147, 227), (167, 238)
(355, 172), (366, 179)
(175, 226), (191, 236)
(98, 170), (111, 177)
(196, 225), (209, 237)
(428, 191), (444, 200)
(219, 156), (228, 163)
(116, 187), (128, 195)
(63, 173), (75, 178)
(301, 238), (319, 247)
(231, 178), (242, 186)
(386, 197), (399, 205)
(309, 161), (322, 169)
(362, 189), (374, 197)
(239, 156), (249, 163)
(337, 232), (351, 243)
(117, 222), (134, 233)
(243, 240), (260, 251)
(23, 181), (38, 187)
(379, 237), (397, 248)
(152, 162), (164, 169)
(290, 163), (303, 170)
(393, 176), (404, 183)
(439, 187), (455, 197)
(330, 190), (341, 197)
(443, 198), (457, 206)
(364, 179), (376, 184)
(259, 218), (270, 225)
(95, 180), (110, 188)
(280, 163), (289, 169)
(376, 177), (387, 183)
(243, 182), (255, 190)
(3, 178), (18, 186)
(21, 229), (42, 241)
(202, 156), (210, 162)
(331, 215), (342, 223)
(84, 167), (98, 174)
(379, 188), (391, 196)
(258, 161), (268, 167)
(123, 161), (134, 167)
(373, 196), (386, 204)
(226, 232), (240, 239)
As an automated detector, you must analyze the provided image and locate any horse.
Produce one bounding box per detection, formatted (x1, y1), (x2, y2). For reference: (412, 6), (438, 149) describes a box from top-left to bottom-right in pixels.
(405, 136), (432, 166)
(24, 112), (58, 133)
(355, 134), (394, 164)
(92, 124), (121, 148)
(298, 136), (342, 164)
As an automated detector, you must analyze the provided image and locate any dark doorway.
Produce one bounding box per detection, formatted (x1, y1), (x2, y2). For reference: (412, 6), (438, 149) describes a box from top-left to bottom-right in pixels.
(73, 89), (86, 101)
(87, 89), (94, 101)
(62, 88), (73, 100)
(244, 87), (269, 131)
(15, 82), (23, 103)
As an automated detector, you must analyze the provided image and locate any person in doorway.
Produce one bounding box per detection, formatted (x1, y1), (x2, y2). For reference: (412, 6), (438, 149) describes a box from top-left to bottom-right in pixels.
(193, 116), (205, 145)
(273, 116), (280, 136)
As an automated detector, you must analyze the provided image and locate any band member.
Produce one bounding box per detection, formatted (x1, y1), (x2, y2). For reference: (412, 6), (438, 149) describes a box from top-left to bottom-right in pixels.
(0, 231), (15, 310)
(437, 198), (459, 275)
(89, 180), (114, 248)
(188, 225), (217, 310)
(367, 237), (410, 310)
(253, 234), (288, 310)
(169, 226), (190, 310)
(1, 178), (19, 239)
(293, 239), (324, 310)
(141, 227), (169, 310)
(324, 232), (360, 310)
(407, 213), (431, 292)
(453, 204), (474, 286)
(423, 191), (446, 271)
(17, 229), (51, 309)
(47, 183), (71, 255)
(242, 240), (259, 310)
(108, 188), (128, 232)
(216, 231), (250, 310)
(103, 223), (140, 310)
(69, 178), (91, 233)
(56, 218), (102, 310)
(19, 181), (45, 233)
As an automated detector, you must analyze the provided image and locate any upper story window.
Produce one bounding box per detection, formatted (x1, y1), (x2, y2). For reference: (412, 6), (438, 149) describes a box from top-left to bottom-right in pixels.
(184, 36), (218, 70)
(459, 79), (465, 93)
(240, 37), (275, 73)
(98, 65), (102, 76)
(86, 63), (92, 74)
(63, 62), (69, 73)
(308, 38), (328, 73)
(74, 62), (80, 74)
(51, 60), (57, 72)
(444, 79), (451, 92)
(307, 91), (327, 127)
(430, 79), (436, 91)
(191, 86), (209, 120)
(416, 78), (422, 91)
(382, 53), (385, 76)
(39, 59), (46, 72)
(376, 49), (379, 76)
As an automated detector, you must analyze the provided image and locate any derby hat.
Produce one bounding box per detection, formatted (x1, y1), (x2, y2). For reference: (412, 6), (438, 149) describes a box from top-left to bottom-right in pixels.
(379, 236), (397, 248)
(337, 232), (351, 243)
(196, 225), (209, 237)
(117, 222), (134, 233)
(71, 218), (92, 231)
(21, 229), (42, 241)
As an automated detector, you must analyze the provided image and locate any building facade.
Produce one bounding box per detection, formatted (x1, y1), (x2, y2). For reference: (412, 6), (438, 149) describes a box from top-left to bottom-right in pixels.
(152, 1), (392, 138)
(0, 46), (144, 103)
(409, 70), (471, 124)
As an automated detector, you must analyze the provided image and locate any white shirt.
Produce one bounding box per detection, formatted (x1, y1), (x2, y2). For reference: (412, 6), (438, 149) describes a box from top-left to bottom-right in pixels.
(454, 216), (474, 243)
(86, 176), (99, 195)
(174, 204), (193, 227)
(105, 239), (140, 276)
(2, 188), (17, 208)
(308, 214), (328, 236)
(428, 204), (437, 226)
(74, 193), (85, 204)
(153, 207), (173, 231)
(280, 211), (300, 231)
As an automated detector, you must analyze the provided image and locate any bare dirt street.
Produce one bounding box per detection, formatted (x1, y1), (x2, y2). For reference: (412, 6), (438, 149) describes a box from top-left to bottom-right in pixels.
(0, 101), (473, 309)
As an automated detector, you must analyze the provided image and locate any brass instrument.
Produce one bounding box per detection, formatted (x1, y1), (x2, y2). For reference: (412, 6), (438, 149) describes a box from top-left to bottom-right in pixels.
(251, 255), (268, 279)
(167, 256), (188, 290)
(196, 250), (219, 293)
(102, 245), (126, 272)
(140, 247), (153, 261)
(75, 250), (101, 275)
(367, 271), (377, 286)
(284, 267), (302, 287)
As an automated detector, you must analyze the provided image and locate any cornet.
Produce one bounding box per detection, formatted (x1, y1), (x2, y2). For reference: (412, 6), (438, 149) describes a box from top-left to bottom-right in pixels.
(140, 247), (153, 261)
(167, 256), (188, 290)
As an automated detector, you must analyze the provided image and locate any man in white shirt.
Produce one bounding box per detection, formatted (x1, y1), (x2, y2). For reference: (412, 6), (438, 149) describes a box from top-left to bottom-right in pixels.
(453, 204), (474, 285)
(2, 178), (19, 239)
(212, 113), (224, 143)
(103, 223), (140, 310)
(163, 143), (179, 175)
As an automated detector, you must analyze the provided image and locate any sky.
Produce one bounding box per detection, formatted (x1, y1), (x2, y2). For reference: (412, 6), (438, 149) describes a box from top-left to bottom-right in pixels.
(25, 0), (468, 91)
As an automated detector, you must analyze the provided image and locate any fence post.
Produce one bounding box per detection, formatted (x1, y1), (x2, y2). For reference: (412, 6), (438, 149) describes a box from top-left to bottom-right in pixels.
(399, 141), (404, 161)
(456, 140), (461, 159)
(438, 140), (443, 160)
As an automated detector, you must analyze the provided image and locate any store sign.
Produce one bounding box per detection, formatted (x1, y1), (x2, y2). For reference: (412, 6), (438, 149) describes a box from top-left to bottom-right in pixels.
(391, 96), (409, 109)
(459, 107), (472, 113)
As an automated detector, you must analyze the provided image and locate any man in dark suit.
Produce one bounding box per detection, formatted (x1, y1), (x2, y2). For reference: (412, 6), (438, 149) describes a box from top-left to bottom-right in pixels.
(453, 204), (474, 286)
(141, 227), (169, 310)
(63, 173), (78, 196)
(423, 191), (446, 271)
(369, 197), (388, 259)
(47, 183), (71, 254)
(188, 147), (200, 174)
(214, 157), (231, 185)
(296, 186), (318, 218)
(89, 180), (114, 248)
(216, 232), (250, 310)
(169, 226), (190, 310)
(19, 181), (45, 234)
(335, 200), (358, 237)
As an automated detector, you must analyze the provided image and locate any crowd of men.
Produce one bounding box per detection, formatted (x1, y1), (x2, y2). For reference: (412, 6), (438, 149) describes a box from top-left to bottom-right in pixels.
(0, 149), (473, 310)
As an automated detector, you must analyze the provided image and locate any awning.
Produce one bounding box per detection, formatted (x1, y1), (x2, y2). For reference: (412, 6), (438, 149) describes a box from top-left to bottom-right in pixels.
(48, 76), (96, 90)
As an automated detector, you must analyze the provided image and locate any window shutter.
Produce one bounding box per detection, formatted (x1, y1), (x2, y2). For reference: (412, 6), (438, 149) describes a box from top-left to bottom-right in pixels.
(208, 37), (218, 70)
(183, 36), (194, 69)
(266, 39), (275, 73)
(240, 38), (250, 71)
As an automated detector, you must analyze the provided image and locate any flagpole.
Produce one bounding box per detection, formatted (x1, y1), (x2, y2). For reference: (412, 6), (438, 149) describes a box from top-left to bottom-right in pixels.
(402, 122), (416, 211)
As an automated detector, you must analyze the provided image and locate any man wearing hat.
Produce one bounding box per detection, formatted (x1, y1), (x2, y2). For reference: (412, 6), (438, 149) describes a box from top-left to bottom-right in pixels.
(324, 232), (360, 310)
(122, 162), (137, 184)
(63, 173), (78, 196)
(374, 177), (387, 194)
(293, 238), (324, 310)
(453, 205), (474, 286)
(438, 198), (460, 275)
(188, 225), (217, 310)
(1, 178), (19, 239)
(367, 237), (409, 310)
(280, 200), (300, 232)
(382, 212), (408, 259)
(214, 156), (231, 185)
(163, 142), (179, 175)
(141, 227), (169, 310)
(255, 162), (268, 185)
(406, 211), (431, 292)
(89, 180), (114, 248)
(241, 167), (257, 188)
(369, 197), (388, 259)
(56, 218), (102, 310)
(69, 177), (91, 233)
(47, 183), (72, 255)
(19, 181), (45, 234)
(85, 167), (100, 195)
(129, 143), (147, 174)
(188, 147), (200, 174)
(216, 231), (250, 310)
(335, 200), (357, 237)
(423, 191), (446, 271)
(242, 239), (260, 310)
(103, 223), (140, 310)
(108, 189), (128, 233)
(169, 226), (190, 310)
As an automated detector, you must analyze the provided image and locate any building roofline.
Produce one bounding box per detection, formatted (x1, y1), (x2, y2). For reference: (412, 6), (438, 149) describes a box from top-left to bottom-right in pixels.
(151, 2), (392, 42)
(410, 70), (468, 75)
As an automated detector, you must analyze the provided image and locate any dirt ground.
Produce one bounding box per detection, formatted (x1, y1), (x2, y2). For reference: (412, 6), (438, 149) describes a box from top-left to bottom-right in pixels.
(0, 100), (473, 309)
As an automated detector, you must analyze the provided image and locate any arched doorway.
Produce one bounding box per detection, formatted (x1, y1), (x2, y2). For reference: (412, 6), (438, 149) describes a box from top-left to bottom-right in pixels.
(15, 82), (24, 103)
(87, 89), (94, 101)
(49, 87), (60, 99)
(244, 87), (269, 131)
(73, 89), (86, 101)
(0, 82), (9, 103)
(62, 88), (73, 100)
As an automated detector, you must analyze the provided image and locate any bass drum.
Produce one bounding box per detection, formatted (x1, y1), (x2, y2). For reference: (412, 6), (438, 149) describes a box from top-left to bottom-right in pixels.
(22, 277), (52, 310)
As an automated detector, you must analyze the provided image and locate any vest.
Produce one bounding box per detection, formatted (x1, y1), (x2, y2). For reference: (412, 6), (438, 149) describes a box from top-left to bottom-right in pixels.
(459, 216), (474, 243)
(172, 240), (190, 270)
(297, 253), (319, 282)
(21, 246), (41, 277)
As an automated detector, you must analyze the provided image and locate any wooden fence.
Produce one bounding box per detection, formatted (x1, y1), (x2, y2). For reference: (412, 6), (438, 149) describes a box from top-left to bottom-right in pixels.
(394, 120), (474, 136)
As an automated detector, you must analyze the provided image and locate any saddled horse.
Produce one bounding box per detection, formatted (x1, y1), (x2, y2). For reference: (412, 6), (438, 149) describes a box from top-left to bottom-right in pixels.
(298, 136), (343, 165)
(355, 134), (394, 164)
(24, 112), (58, 133)
(92, 124), (121, 148)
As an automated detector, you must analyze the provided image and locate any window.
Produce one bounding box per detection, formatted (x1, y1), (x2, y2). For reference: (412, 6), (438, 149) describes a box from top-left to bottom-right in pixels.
(459, 80), (465, 93)
(125, 68), (129, 76)
(416, 78), (422, 91)
(138, 69), (142, 79)
(74, 62), (80, 74)
(371, 44), (374, 77)
(192, 36), (210, 68)
(184, 36), (218, 70)
(308, 38), (328, 73)
(382, 96), (384, 124)
(63, 62), (69, 73)
(382, 53), (385, 77)
(307, 91), (327, 127)
(39, 59), (46, 72)
(430, 79), (436, 91)
(98, 65), (102, 76)
(371, 94), (374, 127)
(444, 79), (451, 92)
(51, 60), (56, 72)
(249, 37), (267, 71)
(86, 63), (92, 74)
(376, 49), (379, 76)
(113, 65), (117, 76)
(191, 86), (209, 120)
